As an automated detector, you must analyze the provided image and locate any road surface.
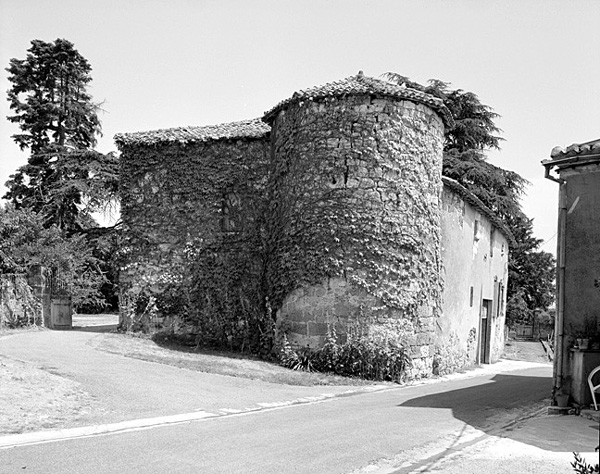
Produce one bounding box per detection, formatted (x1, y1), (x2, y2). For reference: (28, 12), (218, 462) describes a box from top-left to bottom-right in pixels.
(4, 327), (592, 474)
(0, 348), (554, 473)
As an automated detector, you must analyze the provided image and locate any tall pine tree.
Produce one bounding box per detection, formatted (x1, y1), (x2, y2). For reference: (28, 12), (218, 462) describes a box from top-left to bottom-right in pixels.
(4, 38), (117, 232)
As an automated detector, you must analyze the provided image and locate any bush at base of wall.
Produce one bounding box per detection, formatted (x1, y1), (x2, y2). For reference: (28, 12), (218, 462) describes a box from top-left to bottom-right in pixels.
(432, 332), (476, 376)
(278, 320), (412, 383)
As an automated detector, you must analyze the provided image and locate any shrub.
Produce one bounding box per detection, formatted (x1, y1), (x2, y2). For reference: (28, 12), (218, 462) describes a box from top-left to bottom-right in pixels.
(572, 452), (599, 473)
(432, 333), (472, 376)
(278, 321), (412, 383)
(0, 205), (106, 309)
(119, 245), (275, 357)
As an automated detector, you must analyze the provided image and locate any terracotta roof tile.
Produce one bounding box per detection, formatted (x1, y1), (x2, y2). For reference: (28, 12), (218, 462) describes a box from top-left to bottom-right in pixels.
(114, 118), (270, 147)
(263, 72), (453, 127)
(550, 138), (600, 159)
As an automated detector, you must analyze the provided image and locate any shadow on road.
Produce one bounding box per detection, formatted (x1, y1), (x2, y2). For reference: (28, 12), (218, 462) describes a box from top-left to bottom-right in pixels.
(71, 314), (119, 333)
(72, 324), (118, 333)
(397, 368), (599, 452)
(150, 332), (265, 362)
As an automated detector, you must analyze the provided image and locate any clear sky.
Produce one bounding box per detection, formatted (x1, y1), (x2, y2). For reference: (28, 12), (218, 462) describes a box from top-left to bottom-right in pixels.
(1, 0), (599, 253)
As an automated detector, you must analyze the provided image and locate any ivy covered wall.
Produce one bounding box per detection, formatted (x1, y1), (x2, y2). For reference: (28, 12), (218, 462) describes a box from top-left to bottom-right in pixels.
(115, 73), (510, 378)
(118, 133), (272, 351)
(0, 268), (46, 328)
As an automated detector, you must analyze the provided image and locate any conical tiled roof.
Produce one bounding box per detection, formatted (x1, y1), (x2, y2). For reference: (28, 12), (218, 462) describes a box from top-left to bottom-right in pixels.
(114, 118), (270, 147)
(263, 72), (453, 127)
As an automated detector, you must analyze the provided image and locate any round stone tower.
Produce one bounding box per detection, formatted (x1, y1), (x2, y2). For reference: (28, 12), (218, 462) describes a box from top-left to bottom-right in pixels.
(263, 72), (452, 376)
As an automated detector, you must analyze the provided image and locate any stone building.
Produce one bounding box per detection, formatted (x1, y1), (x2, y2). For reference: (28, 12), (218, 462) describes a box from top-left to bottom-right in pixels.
(543, 138), (600, 407)
(115, 72), (511, 377)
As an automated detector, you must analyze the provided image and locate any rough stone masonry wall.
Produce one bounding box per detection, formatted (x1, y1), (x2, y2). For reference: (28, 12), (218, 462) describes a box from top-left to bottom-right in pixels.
(119, 138), (270, 346)
(268, 95), (445, 377)
(0, 273), (43, 328)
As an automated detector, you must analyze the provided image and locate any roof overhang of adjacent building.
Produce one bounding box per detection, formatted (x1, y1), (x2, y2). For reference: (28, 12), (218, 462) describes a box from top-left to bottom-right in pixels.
(542, 138), (600, 182)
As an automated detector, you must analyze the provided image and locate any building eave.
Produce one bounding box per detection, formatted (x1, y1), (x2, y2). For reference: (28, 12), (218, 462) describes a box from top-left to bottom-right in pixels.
(442, 176), (515, 247)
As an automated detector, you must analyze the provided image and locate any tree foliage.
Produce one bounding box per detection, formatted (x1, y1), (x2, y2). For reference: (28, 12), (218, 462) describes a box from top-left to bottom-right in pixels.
(384, 73), (555, 323)
(4, 38), (118, 233)
(443, 152), (527, 221)
(383, 73), (503, 154)
(6, 39), (100, 152)
(3, 38), (120, 311)
(0, 205), (106, 308)
(506, 215), (555, 325)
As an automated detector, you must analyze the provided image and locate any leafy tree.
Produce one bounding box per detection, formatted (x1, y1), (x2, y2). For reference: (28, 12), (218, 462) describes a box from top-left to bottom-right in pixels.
(442, 153), (527, 221)
(80, 226), (123, 312)
(0, 204), (106, 308)
(4, 38), (118, 233)
(384, 73), (555, 324)
(3, 39), (120, 311)
(506, 215), (555, 326)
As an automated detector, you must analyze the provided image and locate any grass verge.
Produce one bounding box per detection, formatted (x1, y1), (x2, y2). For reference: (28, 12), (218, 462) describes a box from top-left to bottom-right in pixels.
(0, 356), (98, 435)
(91, 332), (374, 387)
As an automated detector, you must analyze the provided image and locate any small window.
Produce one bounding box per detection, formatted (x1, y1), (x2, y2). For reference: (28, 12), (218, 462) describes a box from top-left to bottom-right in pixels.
(221, 190), (240, 232)
(490, 228), (495, 257)
(469, 286), (474, 307)
(474, 219), (481, 242)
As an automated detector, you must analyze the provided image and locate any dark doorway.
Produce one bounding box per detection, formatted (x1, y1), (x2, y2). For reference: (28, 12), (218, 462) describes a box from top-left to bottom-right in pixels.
(480, 299), (492, 363)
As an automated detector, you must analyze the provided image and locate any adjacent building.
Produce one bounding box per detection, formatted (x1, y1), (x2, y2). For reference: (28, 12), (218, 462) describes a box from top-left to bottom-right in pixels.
(543, 138), (600, 407)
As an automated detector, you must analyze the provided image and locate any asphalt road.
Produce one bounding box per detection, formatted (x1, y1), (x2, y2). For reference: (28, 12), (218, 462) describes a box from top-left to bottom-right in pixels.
(0, 329), (367, 427)
(0, 361), (553, 474)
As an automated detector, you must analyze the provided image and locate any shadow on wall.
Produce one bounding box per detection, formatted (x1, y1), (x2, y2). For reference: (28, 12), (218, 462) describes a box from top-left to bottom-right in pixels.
(397, 367), (598, 452)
